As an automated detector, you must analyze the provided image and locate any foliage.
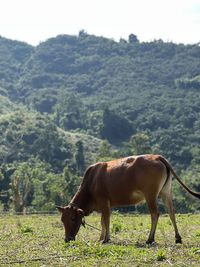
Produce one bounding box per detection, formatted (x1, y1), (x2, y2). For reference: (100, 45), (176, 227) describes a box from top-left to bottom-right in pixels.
(0, 107), (73, 170)
(0, 37), (33, 97)
(8, 159), (80, 211)
(156, 249), (166, 261)
(123, 132), (152, 155)
(96, 140), (119, 162)
(75, 140), (86, 174)
(100, 107), (133, 144)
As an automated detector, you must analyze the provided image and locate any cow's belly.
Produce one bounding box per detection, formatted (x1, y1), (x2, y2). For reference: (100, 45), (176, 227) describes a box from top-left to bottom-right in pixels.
(130, 190), (145, 204)
(110, 190), (145, 207)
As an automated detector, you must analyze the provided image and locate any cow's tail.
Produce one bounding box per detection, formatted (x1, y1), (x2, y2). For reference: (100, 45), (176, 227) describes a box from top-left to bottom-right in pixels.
(158, 155), (200, 199)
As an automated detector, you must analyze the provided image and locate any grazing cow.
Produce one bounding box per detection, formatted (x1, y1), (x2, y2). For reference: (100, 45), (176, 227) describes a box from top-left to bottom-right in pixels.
(57, 154), (200, 244)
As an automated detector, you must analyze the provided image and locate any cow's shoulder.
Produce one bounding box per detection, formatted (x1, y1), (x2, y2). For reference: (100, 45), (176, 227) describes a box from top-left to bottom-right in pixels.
(82, 162), (107, 182)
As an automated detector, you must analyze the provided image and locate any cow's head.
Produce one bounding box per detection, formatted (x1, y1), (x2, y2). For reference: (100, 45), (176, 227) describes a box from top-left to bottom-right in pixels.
(57, 205), (85, 242)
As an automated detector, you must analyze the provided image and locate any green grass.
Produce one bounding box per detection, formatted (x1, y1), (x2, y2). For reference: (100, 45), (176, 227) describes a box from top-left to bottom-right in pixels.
(0, 213), (200, 266)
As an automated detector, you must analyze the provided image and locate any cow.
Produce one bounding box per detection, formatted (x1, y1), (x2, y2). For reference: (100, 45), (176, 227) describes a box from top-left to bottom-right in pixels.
(57, 154), (200, 244)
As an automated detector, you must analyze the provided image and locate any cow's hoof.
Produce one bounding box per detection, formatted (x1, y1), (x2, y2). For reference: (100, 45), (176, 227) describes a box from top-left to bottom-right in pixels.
(146, 239), (155, 245)
(175, 237), (182, 244)
(101, 239), (111, 244)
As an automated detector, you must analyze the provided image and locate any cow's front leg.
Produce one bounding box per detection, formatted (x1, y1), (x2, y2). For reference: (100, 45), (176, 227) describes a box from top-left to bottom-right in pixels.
(99, 215), (106, 242)
(99, 206), (111, 243)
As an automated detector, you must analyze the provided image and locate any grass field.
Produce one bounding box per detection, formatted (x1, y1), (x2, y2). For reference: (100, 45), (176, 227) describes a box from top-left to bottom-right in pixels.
(0, 213), (200, 266)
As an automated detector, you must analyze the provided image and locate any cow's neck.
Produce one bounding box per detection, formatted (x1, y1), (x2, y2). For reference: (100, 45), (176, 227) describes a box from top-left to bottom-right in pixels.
(70, 187), (93, 216)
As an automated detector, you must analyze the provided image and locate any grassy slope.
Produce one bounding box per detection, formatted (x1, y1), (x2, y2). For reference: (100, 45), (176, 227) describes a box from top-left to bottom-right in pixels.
(0, 213), (199, 266)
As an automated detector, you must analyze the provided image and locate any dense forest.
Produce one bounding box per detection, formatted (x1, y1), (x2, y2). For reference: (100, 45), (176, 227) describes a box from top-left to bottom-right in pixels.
(0, 32), (200, 213)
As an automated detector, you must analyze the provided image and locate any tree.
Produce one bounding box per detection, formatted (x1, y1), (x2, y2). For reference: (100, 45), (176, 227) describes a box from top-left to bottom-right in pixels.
(125, 132), (152, 155)
(100, 108), (132, 144)
(63, 166), (79, 200)
(79, 29), (88, 38)
(32, 171), (68, 210)
(9, 159), (77, 212)
(54, 92), (88, 130)
(0, 164), (15, 210)
(128, 34), (139, 44)
(0, 111), (25, 165)
(75, 141), (85, 175)
(97, 140), (113, 162)
(32, 117), (72, 171)
(10, 162), (34, 213)
(96, 140), (119, 162)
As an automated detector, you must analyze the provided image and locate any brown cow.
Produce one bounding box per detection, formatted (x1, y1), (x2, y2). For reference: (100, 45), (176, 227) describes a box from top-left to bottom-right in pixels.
(57, 154), (200, 244)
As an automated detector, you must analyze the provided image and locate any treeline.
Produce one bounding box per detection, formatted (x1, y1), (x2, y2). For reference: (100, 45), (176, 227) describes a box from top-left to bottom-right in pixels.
(0, 33), (200, 213)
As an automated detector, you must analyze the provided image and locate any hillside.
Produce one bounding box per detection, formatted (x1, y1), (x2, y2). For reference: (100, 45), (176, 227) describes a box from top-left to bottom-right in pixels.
(7, 33), (200, 165)
(0, 33), (200, 212)
(0, 36), (33, 97)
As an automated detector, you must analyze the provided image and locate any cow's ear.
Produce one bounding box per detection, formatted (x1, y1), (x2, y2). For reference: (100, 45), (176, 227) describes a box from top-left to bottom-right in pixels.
(56, 206), (65, 213)
(77, 208), (84, 217)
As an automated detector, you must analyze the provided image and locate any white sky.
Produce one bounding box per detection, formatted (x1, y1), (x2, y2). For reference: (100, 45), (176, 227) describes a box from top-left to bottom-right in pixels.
(0, 0), (200, 46)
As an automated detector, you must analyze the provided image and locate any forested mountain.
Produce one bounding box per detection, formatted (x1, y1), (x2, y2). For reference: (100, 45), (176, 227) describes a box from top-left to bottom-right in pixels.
(0, 33), (200, 212)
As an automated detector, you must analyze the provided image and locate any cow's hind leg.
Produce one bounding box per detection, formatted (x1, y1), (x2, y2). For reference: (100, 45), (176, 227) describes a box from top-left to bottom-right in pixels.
(160, 189), (182, 244)
(146, 197), (160, 244)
